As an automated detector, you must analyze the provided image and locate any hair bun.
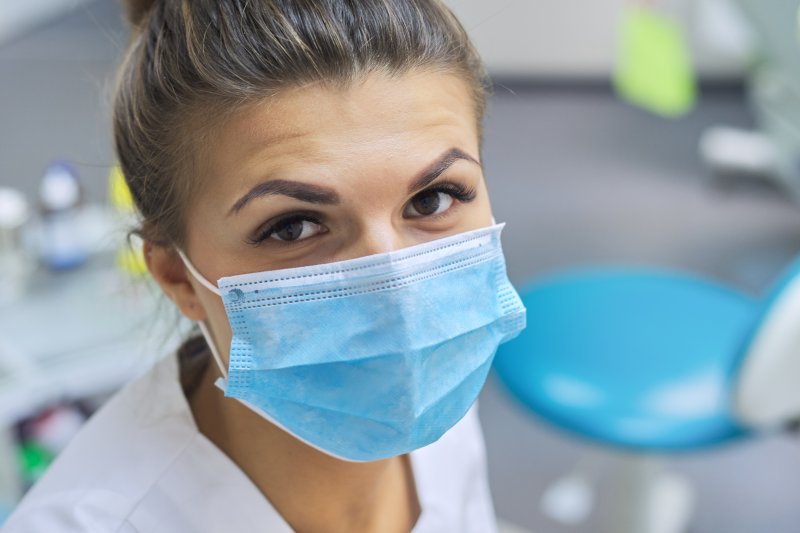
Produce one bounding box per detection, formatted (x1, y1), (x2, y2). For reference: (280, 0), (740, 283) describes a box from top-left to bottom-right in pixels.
(123, 0), (157, 27)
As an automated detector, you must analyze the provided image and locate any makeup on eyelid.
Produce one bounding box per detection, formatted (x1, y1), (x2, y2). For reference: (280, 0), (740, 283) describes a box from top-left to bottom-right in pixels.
(246, 180), (478, 246)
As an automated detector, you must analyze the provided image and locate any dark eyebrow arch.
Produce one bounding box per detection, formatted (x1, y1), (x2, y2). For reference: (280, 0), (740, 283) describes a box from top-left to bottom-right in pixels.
(407, 148), (482, 194)
(228, 179), (341, 216)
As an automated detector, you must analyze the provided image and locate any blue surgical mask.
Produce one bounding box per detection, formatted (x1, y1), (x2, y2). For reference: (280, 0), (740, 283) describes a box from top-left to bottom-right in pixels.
(180, 223), (526, 462)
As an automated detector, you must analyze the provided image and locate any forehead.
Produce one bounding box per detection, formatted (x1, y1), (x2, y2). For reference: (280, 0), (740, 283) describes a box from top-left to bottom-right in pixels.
(199, 70), (480, 192)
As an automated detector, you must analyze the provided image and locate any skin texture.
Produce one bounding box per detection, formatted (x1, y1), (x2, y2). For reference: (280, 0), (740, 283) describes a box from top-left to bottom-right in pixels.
(145, 70), (492, 533)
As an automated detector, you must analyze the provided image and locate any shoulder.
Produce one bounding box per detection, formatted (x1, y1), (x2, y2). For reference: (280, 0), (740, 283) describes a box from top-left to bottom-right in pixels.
(4, 354), (286, 533)
(3, 354), (198, 532)
(2, 488), (141, 532)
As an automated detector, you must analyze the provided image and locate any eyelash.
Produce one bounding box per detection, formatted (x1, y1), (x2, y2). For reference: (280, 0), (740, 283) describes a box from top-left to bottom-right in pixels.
(247, 181), (477, 246)
(421, 182), (477, 207)
(247, 211), (323, 246)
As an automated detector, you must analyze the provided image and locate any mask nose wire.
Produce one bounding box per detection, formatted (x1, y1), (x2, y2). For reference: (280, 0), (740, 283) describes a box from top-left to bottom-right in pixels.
(176, 249), (228, 381)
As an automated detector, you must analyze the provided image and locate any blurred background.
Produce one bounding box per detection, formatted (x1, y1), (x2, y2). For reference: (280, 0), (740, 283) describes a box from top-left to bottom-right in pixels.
(1, 0), (800, 532)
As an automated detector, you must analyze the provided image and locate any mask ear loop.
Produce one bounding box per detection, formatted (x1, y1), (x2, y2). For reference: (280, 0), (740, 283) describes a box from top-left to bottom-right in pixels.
(176, 250), (228, 380)
(196, 321), (228, 381)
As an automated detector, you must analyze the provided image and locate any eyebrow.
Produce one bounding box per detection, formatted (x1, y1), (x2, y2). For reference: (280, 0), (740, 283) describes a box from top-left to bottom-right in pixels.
(228, 179), (341, 216)
(228, 147), (481, 216)
(407, 148), (481, 194)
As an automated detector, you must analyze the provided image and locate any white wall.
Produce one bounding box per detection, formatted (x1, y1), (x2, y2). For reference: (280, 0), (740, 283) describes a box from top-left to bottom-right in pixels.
(0, 0), (751, 77)
(0, 0), (92, 44)
(445, 0), (748, 78)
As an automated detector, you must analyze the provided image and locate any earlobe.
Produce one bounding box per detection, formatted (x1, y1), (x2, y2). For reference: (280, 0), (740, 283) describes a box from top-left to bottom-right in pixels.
(144, 241), (207, 321)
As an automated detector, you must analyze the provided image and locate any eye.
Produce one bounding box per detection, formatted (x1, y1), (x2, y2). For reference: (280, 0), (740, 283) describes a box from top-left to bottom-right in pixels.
(250, 214), (326, 245)
(405, 190), (453, 218)
(403, 182), (477, 219)
(269, 217), (323, 242)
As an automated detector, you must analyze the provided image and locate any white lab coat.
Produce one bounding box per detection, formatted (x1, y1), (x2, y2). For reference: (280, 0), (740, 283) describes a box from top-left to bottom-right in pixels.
(2, 353), (498, 532)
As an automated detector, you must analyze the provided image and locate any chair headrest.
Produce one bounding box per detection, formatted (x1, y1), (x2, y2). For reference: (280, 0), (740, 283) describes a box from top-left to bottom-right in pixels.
(734, 255), (800, 429)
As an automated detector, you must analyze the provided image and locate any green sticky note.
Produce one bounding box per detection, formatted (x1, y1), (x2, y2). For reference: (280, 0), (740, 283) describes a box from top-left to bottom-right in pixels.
(614, 6), (696, 117)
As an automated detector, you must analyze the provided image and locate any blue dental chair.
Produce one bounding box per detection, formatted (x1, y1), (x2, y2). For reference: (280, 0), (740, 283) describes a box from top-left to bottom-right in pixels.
(492, 257), (800, 532)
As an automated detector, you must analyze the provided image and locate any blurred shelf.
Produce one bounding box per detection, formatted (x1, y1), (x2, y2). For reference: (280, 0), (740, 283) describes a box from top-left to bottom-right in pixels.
(0, 256), (186, 425)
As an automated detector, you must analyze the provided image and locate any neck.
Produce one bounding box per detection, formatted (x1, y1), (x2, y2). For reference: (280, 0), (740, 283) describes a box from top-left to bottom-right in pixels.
(187, 362), (420, 533)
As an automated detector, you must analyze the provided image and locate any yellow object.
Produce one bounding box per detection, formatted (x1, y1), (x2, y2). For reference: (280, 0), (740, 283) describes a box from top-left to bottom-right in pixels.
(108, 165), (136, 213)
(117, 244), (148, 276)
(614, 6), (696, 117)
(108, 165), (148, 276)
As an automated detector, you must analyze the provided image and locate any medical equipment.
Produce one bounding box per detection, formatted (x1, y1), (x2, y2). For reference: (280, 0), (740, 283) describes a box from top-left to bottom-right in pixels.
(493, 255), (800, 533)
(0, 188), (31, 304)
(700, 0), (800, 200)
(37, 162), (88, 271)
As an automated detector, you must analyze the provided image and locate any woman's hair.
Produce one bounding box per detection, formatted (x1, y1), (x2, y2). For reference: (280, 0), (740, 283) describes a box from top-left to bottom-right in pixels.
(115, 0), (488, 249)
(114, 0), (489, 388)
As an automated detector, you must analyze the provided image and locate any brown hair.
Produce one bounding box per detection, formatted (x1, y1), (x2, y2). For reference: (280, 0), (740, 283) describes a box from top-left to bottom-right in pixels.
(113, 0), (489, 388)
(114, 0), (487, 249)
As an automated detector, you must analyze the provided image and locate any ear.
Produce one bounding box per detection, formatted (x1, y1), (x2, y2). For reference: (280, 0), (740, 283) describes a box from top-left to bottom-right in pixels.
(144, 241), (207, 322)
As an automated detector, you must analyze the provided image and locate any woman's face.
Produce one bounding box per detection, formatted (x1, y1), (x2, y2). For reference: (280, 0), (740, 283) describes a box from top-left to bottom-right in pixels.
(159, 70), (492, 359)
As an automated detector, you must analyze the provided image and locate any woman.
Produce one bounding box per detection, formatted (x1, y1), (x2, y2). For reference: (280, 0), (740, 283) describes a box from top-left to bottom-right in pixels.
(3, 1), (525, 531)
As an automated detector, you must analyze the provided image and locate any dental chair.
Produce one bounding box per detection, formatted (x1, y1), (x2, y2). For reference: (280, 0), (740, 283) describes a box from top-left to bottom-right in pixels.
(492, 256), (800, 533)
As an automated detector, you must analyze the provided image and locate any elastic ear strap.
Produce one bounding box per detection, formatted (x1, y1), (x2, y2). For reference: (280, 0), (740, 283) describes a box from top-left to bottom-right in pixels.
(175, 250), (227, 378)
(197, 320), (228, 380)
(177, 249), (222, 296)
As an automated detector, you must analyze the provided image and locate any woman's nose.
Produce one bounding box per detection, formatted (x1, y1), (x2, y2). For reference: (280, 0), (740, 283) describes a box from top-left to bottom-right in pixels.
(348, 222), (408, 259)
